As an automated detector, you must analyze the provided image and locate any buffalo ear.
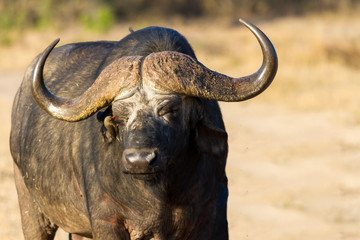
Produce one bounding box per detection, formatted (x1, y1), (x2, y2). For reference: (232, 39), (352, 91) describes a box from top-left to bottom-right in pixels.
(195, 120), (228, 161)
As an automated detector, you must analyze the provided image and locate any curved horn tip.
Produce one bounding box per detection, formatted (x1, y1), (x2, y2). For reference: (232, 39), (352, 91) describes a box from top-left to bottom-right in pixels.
(238, 18), (247, 25)
(53, 38), (60, 44)
(36, 38), (60, 64)
(47, 38), (60, 51)
(34, 38), (61, 76)
(238, 18), (258, 31)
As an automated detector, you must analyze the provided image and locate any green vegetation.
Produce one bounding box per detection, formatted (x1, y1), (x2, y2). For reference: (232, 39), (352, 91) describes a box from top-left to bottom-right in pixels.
(79, 6), (115, 32)
(0, 0), (115, 45)
(0, 0), (359, 45)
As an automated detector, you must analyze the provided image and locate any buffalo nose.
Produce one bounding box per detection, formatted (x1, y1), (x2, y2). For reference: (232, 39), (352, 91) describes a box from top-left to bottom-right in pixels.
(124, 151), (157, 174)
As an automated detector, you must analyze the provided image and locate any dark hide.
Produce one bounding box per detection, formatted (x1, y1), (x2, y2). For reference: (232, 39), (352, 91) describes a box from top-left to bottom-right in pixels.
(10, 27), (228, 239)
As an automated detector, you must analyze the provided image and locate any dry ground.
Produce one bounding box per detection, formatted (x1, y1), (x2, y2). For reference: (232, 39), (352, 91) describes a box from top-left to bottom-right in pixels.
(1, 13), (360, 240)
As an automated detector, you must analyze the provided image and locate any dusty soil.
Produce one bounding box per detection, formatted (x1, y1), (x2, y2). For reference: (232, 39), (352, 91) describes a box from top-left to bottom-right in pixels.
(1, 14), (360, 240)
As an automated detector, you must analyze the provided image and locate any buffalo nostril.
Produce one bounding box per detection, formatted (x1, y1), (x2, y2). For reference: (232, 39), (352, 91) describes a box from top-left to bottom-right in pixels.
(124, 151), (157, 173)
(144, 151), (156, 164)
(126, 151), (156, 163)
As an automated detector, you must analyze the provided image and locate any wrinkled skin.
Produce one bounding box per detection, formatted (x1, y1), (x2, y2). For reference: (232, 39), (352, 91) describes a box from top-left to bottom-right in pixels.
(10, 27), (228, 239)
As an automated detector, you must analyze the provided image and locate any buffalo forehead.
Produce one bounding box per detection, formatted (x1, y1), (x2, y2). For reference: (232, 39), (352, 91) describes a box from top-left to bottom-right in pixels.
(113, 89), (182, 111)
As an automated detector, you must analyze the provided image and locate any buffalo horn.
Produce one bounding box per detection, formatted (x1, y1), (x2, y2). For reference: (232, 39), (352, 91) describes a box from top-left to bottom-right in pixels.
(31, 39), (142, 122)
(142, 19), (278, 101)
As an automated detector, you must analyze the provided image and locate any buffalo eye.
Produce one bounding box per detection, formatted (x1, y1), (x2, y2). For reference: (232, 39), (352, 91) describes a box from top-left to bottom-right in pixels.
(156, 97), (183, 123)
(158, 106), (181, 123)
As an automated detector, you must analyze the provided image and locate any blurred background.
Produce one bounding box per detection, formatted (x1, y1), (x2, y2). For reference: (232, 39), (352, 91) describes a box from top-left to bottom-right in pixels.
(1, 0), (360, 239)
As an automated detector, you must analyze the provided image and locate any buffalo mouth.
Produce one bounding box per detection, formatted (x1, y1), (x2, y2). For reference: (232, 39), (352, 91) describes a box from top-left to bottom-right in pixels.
(122, 158), (164, 181)
(122, 168), (162, 175)
(121, 163), (164, 180)
(124, 170), (163, 181)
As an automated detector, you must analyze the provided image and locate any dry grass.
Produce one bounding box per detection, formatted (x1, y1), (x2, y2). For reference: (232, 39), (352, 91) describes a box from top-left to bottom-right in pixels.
(1, 12), (360, 240)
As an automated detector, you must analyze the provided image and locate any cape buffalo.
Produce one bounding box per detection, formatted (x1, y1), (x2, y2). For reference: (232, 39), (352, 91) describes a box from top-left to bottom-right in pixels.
(10, 19), (277, 240)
